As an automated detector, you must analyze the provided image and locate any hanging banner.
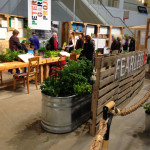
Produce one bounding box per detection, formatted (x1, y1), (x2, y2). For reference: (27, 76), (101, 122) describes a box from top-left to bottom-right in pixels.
(28, 0), (51, 30)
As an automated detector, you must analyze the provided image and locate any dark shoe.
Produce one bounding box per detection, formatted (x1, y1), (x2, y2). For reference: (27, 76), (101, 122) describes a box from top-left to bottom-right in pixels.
(16, 69), (20, 74)
(8, 69), (13, 74)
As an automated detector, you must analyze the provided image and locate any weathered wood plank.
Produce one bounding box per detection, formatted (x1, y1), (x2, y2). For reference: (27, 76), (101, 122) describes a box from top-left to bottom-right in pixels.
(118, 81), (132, 93)
(99, 75), (114, 88)
(98, 88), (117, 106)
(101, 67), (115, 79)
(99, 81), (118, 97)
(119, 76), (133, 87)
(118, 87), (131, 99)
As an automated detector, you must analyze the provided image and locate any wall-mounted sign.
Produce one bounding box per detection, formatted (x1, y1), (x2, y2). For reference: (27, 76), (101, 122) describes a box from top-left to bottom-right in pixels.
(28, 0), (51, 30)
(115, 52), (146, 80)
(137, 6), (148, 15)
(123, 11), (129, 20)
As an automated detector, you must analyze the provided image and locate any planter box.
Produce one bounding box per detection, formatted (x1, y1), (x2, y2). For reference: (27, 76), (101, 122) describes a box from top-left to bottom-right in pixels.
(41, 93), (92, 133)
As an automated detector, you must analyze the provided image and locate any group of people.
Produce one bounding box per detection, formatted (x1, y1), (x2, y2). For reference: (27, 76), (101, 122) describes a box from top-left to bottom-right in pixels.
(111, 36), (135, 53)
(48, 33), (95, 61)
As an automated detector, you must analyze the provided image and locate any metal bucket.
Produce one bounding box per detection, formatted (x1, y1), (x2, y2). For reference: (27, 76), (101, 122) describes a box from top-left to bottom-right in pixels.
(41, 93), (91, 133)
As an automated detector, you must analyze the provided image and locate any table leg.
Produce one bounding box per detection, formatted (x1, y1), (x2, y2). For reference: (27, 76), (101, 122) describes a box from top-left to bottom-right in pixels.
(22, 67), (26, 73)
(39, 65), (44, 83)
(44, 64), (49, 79)
(0, 71), (2, 84)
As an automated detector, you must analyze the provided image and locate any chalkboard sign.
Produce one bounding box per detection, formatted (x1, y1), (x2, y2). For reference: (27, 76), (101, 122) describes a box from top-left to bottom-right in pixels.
(137, 6), (148, 14)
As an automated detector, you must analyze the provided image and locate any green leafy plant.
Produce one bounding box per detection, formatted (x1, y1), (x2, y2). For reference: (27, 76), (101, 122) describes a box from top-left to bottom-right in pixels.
(38, 47), (46, 53)
(40, 57), (94, 97)
(0, 49), (21, 62)
(143, 103), (150, 114)
(43, 51), (60, 58)
(24, 25), (32, 43)
(71, 48), (82, 55)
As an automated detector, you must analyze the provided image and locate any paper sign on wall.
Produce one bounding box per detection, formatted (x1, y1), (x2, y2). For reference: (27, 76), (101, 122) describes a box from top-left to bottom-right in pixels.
(111, 27), (121, 35)
(99, 27), (109, 35)
(86, 25), (95, 36)
(0, 28), (7, 40)
(1, 20), (8, 27)
(98, 39), (106, 48)
(28, 0), (51, 30)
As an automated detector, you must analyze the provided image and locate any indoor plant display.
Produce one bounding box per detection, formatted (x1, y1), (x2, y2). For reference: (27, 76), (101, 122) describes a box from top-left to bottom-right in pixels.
(143, 103), (150, 132)
(24, 25), (33, 50)
(38, 47), (46, 56)
(0, 49), (21, 62)
(43, 50), (60, 58)
(40, 57), (94, 133)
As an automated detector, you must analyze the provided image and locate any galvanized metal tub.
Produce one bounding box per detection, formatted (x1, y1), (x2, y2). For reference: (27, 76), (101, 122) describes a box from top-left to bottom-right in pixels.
(41, 93), (91, 133)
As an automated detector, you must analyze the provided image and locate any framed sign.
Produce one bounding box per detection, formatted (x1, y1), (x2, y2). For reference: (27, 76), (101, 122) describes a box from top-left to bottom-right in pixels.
(137, 6), (148, 15)
(28, 0), (51, 30)
(123, 11), (129, 20)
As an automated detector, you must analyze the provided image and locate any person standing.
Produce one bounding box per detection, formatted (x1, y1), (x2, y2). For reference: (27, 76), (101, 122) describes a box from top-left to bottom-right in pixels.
(123, 37), (129, 51)
(9, 29), (21, 51)
(75, 34), (84, 50)
(116, 37), (122, 53)
(80, 35), (95, 61)
(111, 37), (118, 51)
(9, 29), (21, 74)
(68, 35), (74, 53)
(29, 32), (40, 55)
(129, 37), (135, 52)
(49, 33), (58, 51)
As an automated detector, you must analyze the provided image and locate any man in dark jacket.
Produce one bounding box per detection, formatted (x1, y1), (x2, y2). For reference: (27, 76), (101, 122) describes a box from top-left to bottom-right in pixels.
(129, 37), (135, 52)
(111, 36), (118, 51)
(29, 32), (40, 54)
(49, 33), (58, 51)
(75, 34), (84, 50)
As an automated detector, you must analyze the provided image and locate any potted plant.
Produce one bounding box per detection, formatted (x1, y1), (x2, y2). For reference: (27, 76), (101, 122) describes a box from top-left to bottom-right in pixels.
(143, 103), (150, 132)
(38, 47), (46, 56)
(24, 25), (33, 50)
(40, 57), (94, 133)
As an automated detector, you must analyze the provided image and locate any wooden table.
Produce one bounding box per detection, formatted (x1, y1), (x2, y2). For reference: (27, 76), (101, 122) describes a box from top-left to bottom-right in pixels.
(0, 57), (61, 88)
(44, 57), (60, 79)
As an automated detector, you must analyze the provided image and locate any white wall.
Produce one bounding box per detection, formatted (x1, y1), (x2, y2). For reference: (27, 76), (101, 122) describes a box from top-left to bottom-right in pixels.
(106, 6), (150, 26)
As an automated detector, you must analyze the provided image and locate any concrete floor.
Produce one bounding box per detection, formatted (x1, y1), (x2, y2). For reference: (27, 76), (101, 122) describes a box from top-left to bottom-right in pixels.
(0, 72), (150, 150)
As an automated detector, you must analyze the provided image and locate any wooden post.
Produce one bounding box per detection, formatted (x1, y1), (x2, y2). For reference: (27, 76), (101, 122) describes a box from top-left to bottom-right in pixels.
(90, 57), (102, 136)
(44, 64), (49, 79)
(145, 18), (150, 49)
(108, 26), (112, 47)
(0, 71), (2, 84)
(39, 65), (44, 83)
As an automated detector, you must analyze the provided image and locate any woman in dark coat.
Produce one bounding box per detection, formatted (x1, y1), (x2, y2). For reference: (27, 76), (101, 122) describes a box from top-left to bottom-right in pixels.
(80, 35), (95, 61)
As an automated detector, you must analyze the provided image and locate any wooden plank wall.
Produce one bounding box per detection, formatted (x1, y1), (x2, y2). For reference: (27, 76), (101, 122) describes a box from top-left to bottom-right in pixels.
(90, 50), (147, 136)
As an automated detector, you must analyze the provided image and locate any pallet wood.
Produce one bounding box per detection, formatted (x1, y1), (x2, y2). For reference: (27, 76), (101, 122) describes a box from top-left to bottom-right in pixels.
(99, 81), (118, 97)
(99, 74), (114, 88)
(90, 50), (146, 136)
(101, 67), (115, 79)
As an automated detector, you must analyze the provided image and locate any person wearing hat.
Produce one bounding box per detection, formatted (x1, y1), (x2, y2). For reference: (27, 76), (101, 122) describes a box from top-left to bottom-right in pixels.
(29, 32), (40, 55)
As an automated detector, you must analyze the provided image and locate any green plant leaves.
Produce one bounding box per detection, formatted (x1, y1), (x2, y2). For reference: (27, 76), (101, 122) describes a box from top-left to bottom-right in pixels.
(40, 57), (94, 97)
(143, 103), (150, 113)
(0, 49), (21, 62)
(43, 51), (60, 58)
